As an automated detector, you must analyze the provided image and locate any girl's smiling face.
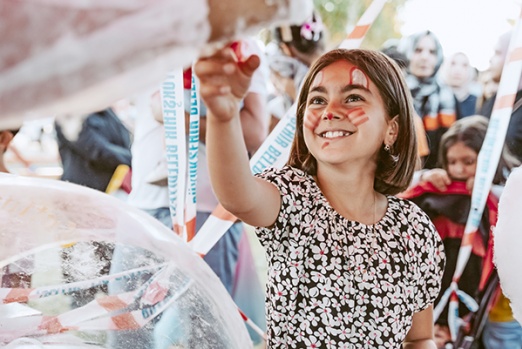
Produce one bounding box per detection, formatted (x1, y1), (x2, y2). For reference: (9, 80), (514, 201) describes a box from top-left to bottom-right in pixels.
(302, 59), (393, 167)
(446, 141), (478, 181)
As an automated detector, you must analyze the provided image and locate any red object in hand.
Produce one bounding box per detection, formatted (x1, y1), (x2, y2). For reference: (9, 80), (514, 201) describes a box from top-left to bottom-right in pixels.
(183, 68), (192, 90)
(229, 40), (254, 63)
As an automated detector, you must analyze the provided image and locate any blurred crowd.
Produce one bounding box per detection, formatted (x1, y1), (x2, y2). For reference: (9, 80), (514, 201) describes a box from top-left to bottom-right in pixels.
(2, 6), (522, 349)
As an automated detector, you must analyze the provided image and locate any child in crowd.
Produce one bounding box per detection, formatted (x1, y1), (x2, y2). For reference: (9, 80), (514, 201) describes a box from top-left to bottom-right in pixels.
(401, 115), (520, 348)
(195, 48), (445, 347)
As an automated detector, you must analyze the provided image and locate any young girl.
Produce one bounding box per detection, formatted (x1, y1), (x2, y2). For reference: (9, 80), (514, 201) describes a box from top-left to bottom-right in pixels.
(402, 115), (520, 348)
(195, 48), (445, 348)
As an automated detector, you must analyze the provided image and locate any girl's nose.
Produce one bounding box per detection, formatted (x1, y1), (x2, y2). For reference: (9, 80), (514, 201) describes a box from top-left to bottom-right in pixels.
(322, 111), (342, 121)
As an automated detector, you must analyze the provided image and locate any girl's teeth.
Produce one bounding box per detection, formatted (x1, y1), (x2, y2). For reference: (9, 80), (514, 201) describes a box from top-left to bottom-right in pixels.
(324, 131), (346, 138)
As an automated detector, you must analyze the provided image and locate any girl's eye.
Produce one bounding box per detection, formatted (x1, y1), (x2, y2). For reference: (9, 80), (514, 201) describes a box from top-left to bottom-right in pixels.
(309, 96), (325, 105)
(346, 95), (363, 103)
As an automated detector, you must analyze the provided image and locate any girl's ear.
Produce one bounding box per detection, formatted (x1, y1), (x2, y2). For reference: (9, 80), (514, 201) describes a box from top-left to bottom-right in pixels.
(385, 115), (399, 146)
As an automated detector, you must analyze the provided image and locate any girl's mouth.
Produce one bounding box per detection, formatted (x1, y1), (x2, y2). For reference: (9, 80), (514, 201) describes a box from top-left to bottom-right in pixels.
(318, 131), (354, 138)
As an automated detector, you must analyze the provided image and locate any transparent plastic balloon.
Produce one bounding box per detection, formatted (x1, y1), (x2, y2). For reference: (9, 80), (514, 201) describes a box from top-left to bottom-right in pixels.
(0, 173), (252, 348)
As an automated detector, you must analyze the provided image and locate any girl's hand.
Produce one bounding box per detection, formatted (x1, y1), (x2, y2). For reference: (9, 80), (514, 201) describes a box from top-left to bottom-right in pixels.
(466, 176), (475, 192)
(420, 168), (451, 191)
(194, 45), (260, 122)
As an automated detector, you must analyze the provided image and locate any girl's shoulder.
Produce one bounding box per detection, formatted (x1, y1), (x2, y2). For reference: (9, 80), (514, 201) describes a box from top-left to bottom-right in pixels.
(255, 165), (312, 186)
(388, 195), (426, 213)
(387, 195), (434, 227)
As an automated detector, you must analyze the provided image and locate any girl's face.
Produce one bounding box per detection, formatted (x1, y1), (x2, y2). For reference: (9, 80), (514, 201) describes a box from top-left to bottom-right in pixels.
(302, 60), (393, 168)
(446, 141), (478, 181)
(409, 35), (438, 79)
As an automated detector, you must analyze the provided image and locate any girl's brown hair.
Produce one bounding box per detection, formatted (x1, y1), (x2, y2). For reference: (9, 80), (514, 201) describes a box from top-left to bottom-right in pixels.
(438, 115), (520, 184)
(286, 49), (418, 195)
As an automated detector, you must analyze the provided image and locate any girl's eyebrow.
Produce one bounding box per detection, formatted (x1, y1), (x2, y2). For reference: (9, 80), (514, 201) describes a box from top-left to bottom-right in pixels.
(309, 84), (371, 94)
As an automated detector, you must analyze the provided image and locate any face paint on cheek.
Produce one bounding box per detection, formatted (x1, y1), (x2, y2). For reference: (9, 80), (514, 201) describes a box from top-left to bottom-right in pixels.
(347, 108), (369, 127)
(304, 112), (321, 131)
(350, 67), (369, 89)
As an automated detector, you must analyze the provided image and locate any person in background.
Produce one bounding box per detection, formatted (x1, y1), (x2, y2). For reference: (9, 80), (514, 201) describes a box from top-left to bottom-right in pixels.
(54, 107), (132, 307)
(442, 52), (478, 119)
(476, 69), (499, 112)
(54, 107), (132, 192)
(401, 115), (519, 348)
(196, 46), (444, 348)
(267, 11), (326, 132)
(479, 30), (522, 163)
(399, 30), (457, 169)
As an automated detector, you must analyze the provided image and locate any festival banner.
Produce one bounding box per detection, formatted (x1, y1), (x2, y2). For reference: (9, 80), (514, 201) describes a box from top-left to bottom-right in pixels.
(161, 70), (187, 237)
(185, 73), (201, 241)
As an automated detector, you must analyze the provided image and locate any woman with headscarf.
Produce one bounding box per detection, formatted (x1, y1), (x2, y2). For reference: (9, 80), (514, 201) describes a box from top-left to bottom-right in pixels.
(400, 30), (457, 169)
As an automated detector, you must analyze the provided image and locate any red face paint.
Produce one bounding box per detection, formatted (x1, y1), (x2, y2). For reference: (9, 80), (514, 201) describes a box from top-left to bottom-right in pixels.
(347, 108), (369, 127)
(304, 112), (321, 131)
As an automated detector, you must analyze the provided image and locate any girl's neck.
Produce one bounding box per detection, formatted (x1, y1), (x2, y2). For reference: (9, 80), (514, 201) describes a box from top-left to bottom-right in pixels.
(315, 164), (379, 224)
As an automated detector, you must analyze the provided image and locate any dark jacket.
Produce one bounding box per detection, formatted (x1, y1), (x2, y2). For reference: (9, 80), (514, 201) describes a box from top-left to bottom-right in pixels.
(479, 90), (522, 162)
(55, 108), (132, 192)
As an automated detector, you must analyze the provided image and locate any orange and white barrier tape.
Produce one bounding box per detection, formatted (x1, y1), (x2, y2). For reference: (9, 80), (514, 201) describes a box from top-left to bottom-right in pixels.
(338, 0), (387, 49)
(0, 264), (193, 340)
(434, 8), (522, 340)
(1, 263), (165, 305)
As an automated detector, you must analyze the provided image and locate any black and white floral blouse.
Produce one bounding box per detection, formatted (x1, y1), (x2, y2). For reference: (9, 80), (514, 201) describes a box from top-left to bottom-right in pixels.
(255, 166), (445, 349)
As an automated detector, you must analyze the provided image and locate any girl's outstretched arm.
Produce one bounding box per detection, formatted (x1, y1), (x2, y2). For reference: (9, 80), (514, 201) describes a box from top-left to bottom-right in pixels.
(195, 47), (281, 227)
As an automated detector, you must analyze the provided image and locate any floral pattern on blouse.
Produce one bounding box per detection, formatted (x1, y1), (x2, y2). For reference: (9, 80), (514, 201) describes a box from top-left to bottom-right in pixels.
(255, 166), (445, 349)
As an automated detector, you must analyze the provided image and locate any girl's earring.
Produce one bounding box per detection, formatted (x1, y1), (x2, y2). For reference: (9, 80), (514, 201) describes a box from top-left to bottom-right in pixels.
(384, 143), (398, 162)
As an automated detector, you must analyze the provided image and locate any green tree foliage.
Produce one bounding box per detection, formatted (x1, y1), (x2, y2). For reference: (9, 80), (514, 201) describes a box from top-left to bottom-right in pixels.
(314, 0), (408, 50)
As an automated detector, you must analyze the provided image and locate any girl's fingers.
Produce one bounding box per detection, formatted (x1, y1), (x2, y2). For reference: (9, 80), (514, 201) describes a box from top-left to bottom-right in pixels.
(199, 83), (230, 97)
(194, 59), (236, 79)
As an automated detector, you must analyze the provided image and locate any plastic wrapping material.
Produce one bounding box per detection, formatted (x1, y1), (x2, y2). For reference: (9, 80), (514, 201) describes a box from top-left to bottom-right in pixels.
(0, 173), (252, 348)
(0, 0), (313, 130)
(0, 0), (211, 129)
